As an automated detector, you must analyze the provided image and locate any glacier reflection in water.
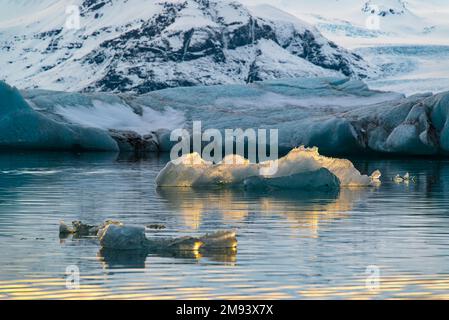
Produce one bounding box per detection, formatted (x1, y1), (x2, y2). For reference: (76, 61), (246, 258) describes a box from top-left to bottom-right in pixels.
(1, 152), (449, 299)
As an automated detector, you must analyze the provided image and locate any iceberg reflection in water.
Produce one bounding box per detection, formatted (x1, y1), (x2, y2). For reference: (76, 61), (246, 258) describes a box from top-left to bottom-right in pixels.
(2, 153), (449, 299)
(156, 187), (363, 238)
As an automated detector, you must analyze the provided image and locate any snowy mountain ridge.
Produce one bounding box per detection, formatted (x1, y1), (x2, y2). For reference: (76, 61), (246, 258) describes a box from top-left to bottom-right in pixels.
(0, 0), (371, 93)
(276, 0), (449, 48)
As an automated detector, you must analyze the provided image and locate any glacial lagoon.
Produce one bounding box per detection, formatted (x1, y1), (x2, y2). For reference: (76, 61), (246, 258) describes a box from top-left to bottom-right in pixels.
(1, 152), (449, 299)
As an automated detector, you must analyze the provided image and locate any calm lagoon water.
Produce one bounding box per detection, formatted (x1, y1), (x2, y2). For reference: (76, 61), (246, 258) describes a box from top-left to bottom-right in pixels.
(1, 152), (449, 299)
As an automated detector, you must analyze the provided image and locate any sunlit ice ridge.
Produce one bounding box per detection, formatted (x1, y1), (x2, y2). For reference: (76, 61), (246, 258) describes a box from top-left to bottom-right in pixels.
(1, 76), (449, 157)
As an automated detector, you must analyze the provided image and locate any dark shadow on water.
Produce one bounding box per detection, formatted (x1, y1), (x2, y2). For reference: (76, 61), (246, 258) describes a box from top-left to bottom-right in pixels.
(97, 248), (149, 269)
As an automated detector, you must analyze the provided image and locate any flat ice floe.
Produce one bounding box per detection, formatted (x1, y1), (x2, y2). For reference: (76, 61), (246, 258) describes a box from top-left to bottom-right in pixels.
(59, 220), (237, 252)
(156, 146), (381, 190)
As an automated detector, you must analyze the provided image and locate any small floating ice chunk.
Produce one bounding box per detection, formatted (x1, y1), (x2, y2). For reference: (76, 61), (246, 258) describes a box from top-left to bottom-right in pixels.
(393, 172), (416, 184)
(98, 223), (237, 251)
(146, 224), (166, 230)
(393, 174), (404, 183)
(59, 220), (238, 253)
(370, 170), (382, 182)
(59, 221), (73, 235)
(369, 170), (382, 186)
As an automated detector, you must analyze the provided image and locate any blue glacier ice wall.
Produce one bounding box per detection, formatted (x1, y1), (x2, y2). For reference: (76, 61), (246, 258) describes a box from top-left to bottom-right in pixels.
(431, 93), (449, 153)
(133, 77), (405, 155)
(6, 77), (449, 156)
(0, 81), (118, 151)
(132, 77), (449, 156)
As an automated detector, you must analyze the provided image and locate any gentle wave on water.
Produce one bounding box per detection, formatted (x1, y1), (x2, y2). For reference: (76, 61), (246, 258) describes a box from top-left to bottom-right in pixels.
(1, 152), (449, 299)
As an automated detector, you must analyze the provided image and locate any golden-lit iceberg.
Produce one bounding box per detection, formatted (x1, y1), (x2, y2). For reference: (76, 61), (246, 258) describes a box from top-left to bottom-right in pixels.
(156, 146), (381, 190)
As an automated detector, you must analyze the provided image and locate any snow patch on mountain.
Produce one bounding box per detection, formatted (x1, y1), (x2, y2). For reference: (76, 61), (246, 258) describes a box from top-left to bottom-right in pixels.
(53, 100), (185, 135)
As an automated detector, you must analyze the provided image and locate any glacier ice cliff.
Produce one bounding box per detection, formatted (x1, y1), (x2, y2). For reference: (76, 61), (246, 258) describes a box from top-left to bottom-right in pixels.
(2, 77), (449, 156)
(134, 77), (447, 156)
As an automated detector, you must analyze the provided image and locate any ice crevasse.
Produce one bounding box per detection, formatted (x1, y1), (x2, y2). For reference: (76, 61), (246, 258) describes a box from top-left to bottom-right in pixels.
(156, 146), (381, 190)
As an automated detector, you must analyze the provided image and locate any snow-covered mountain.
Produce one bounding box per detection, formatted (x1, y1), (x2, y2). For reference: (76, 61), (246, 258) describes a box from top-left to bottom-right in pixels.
(241, 0), (449, 95)
(243, 0), (449, 48)
(0, 0), (371, 93)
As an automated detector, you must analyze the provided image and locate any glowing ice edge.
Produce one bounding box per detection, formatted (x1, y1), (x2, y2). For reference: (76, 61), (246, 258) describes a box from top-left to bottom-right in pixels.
(156, 146), (381, 190)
